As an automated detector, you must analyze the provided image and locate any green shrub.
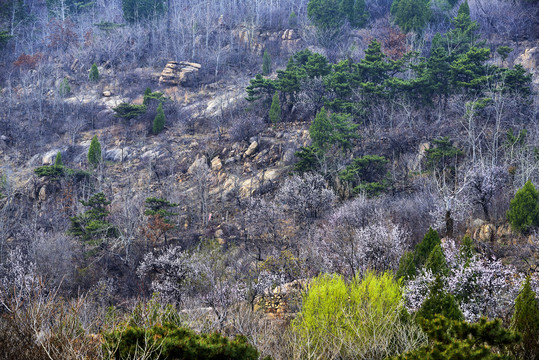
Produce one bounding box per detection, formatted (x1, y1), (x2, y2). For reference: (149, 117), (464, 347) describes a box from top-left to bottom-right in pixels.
(288, 11), (298, 27)
(391, 0), (431, 33)
(104, 323), (261, 360)
(88, 63), (99, 82)
(54, 151), (63, 166)
(112, 103), (147, 119)
(511, 276), (539, 359)
(269, 91), (281, 124)
(290, 272), (424, 359)
(143, 88), (166, 106)
(152, 102), (165, 134)
(507, 180), (539, 233)
(87, 135), (101, 167)
(417, 277), (463, 322)
(390, 315), (520, 360)
(122, 0), (166, 24)
(262, 50), (271, 75)
(58, 77), (70, 97)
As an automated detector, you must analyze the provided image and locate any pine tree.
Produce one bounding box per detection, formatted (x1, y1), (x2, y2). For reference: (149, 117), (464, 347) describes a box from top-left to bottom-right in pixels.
(69, 192), (119, 244)
(59, 77), (71, 97)
(89, 63), (99, 82)
(350, 0), (369, 28)
(269, 91), (281, 124)
(122, 0), (166, 24)
(424, 244), (447, 274)
(152, 102), (165, 135)
(392, 0), (431, 33)
(288, 11), (298, 28)
(262, 50), (271, 75)
(511, 276), (539, 360)
(88, 135), (101, 167)
(415, 227), (441, 269)
(396, 251), (416, 280)
(307, 0), (344, 30)
(309, 107), (333, 150)
(54, 151), (63, 167)
(417, 277), (464, 322)
(507, 180), (539, 233)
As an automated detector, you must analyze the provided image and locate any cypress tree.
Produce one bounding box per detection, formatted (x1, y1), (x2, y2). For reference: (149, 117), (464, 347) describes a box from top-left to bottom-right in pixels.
(424, 244), (447, 274)
(507, 180), (539, 233)
(89, 63), (99, 82)
(288, 11), (298, 28)
(511, 276), (539, 360)
(262, 50), (271, 75)
(415, 227), (441, 269)
(54, 151), (63, 167)
(269, 91), (281, 124)
(417, 277), (464, 322)
(88, 135), (101, 167)
(396, 251), (416, 280)
(309, 107), (333, 150)
(153, 102), (165, 135)
(59, 77), (71, 97)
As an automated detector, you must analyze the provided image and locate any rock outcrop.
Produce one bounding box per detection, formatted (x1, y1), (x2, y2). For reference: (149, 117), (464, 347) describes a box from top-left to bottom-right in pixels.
(159, 61), (201, 86)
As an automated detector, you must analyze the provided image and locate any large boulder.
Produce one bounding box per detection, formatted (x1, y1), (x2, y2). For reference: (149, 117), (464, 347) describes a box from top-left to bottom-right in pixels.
(159, 61), (201, 86)
(515, 47), (538, 73)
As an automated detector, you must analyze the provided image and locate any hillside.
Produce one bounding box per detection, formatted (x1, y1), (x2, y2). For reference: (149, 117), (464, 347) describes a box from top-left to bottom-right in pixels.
(0, 0), (539, 359)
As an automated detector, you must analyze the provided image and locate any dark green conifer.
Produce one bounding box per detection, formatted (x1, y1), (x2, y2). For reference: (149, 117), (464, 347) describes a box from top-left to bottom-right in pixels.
(88, 135), (101, 167)
(54, 151), (63, 167)
(89, 63), (99, 82)
(507, 180), (539, 233)
(262, 50), (271, 75)
(152, 102), (165, 135)
(269, 91), (282, 124)
(511, 276), (539, 360)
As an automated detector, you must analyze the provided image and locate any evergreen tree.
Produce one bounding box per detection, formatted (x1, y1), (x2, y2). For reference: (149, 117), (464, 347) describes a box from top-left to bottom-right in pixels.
(310, 107), (333, 150)
(245, 74), (277, 103)
(288, 11), (298, 28)
(424, 244), (447, 274)
(59, 77), (71, 97)
(262, 50), (271, 75)
(54, 151), (63, 167)
(269, 91), (282, 124)
(89, 63), (99, 82)
(390, 315), (520, 359)
(307, 0), (369, 29)
(415, 227), (441, 269)
(396, 251), (416, 280)
(507, 180), (539, 233)
(459, 235), (475, 261)
(445, 1), (481, 56)
(339, 155), (389, 196)
(511, 276), (539, 360)
(417, 277), (464, 322)
(350, 0), (369, 28)
(497, 46), (513, 62)
(392, 0), (431, 33)
(152, 102), (165, 135)
(143, 88), (165, 106)
(112, 103), (147, 120)
(0, 30), (12, 50)
(144, 197), (179, 222)
(88, 135), (101, 167)
(307, 0), (345, 29)
(69, 192), (119, 244)
(122, 0), (166, 24)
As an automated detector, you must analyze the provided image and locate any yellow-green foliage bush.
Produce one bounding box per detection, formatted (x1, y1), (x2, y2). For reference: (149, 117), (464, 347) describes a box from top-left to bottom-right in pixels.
(290, 272), (425, 359)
